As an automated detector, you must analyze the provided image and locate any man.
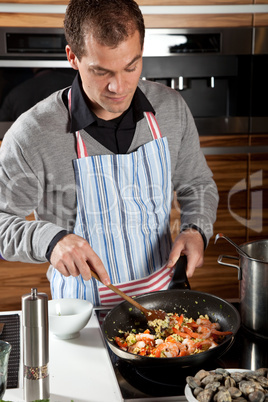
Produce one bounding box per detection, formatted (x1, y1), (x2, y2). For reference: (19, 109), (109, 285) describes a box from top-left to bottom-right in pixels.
(0, 0), (218, 306)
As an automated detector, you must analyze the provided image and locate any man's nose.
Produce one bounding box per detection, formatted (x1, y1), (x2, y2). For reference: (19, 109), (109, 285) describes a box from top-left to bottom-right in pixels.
(108, 74), (124, 93)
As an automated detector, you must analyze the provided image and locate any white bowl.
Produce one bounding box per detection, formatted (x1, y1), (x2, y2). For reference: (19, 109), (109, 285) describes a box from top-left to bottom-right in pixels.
(48, 298), (93, 339)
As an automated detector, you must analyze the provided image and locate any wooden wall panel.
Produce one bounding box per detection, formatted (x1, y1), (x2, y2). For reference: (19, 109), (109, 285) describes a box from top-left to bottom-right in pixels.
(254, 0), (268, 4)
(0, 259), (51, 312)
(0, 13), (65, 27)
(253, 13), (268, 26)
(248, 153), (268, 240)
(0, 13), (253, 28)
(249, 134), (268, 146)
(144, 13), (253, 28)
(200, 135), (249, 148)
(0, 0), (254, 4)
(139, 0), (253, 3)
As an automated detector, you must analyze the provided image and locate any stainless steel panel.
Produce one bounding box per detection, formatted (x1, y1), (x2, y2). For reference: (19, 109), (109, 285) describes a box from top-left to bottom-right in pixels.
(143, 28), (252, 57)
(196, 116), (249, 136)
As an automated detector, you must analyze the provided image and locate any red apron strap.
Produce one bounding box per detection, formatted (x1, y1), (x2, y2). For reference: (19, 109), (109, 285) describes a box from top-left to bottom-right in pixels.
(144, 111), (162, 139)
(68, 88), (88, 158)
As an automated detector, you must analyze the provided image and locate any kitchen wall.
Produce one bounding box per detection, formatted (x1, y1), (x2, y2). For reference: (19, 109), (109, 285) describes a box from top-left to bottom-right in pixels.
(0, 0), (268, 311)
(0, 1), (268, 28)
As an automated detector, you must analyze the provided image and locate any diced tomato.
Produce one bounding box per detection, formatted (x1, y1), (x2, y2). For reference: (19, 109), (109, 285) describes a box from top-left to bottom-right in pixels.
(115, 336), (127, 350)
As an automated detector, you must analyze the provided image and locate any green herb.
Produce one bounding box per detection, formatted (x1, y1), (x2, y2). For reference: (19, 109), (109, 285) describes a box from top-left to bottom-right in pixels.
(220, 304), (223, 309)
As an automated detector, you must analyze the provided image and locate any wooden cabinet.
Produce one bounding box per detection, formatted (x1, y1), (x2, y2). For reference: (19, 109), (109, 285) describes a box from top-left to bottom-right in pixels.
(0, 259), (50, 312)
(144, 14), (253, 28)
(253, 13), (268, 26)
(248, 135), (268, 240)
(175, 134), (268, 299)
(178, 151), (248, 299)
(0, 13), (254, 28)
(248, 154), (268, 241)
(254, 0), (268, 4)
(0, 0), (255, 4)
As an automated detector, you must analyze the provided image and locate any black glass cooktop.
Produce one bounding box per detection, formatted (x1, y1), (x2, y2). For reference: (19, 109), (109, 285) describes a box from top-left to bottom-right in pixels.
(96, 304), (268, 402)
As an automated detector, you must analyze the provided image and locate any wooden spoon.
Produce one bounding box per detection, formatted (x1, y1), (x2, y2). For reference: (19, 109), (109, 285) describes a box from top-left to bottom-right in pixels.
(90, 270), (166, 321)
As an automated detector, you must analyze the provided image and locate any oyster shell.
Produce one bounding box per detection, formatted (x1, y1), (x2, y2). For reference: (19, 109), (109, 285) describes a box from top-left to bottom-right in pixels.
(186, 368), (268, 402)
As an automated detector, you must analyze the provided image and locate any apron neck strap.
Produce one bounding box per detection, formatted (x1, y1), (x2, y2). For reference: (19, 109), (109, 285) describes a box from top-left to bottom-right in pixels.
(144, 111), (162, 139)
(68, 89), (162, 159)
(68, 88), (88, 158)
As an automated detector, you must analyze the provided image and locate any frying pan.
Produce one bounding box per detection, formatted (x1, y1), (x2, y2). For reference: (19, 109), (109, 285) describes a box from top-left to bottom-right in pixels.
(102, 288), (241, 368)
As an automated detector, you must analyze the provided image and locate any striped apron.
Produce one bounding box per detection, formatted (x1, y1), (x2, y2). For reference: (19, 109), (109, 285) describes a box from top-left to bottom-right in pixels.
(50, 90), (173, 306)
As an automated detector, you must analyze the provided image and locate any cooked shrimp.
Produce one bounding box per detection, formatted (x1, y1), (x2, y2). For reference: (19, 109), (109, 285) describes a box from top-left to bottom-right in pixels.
(195, 339), (218, 351)
(182, 338), (197, 355)
(128, 340), (146, 353)
(153, 341), (179, 358)
(196, 318), (220, 330)
(136, 333), (155, 342)
(211, 329), (233, 336)
(197, 325), (212, 339)
(177, 342), (188, 356)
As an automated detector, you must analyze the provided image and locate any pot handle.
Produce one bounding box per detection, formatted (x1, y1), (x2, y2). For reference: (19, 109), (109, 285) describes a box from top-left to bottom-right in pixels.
(217, 255), (242, 280)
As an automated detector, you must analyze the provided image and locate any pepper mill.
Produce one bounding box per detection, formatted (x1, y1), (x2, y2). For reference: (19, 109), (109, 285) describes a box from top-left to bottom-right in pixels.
(22, 288), (50, 402)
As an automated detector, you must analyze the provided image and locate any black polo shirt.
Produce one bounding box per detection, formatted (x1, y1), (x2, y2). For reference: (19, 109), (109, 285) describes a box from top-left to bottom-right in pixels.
(63, 73), (155, 154)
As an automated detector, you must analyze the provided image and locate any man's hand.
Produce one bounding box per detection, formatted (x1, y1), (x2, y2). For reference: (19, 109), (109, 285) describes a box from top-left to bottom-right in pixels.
(166, 229), (204, 277)
(50, 233), (111, 285)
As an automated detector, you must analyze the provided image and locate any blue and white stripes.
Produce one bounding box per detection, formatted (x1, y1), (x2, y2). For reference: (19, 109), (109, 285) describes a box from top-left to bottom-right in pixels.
(51, 105), (173, 305)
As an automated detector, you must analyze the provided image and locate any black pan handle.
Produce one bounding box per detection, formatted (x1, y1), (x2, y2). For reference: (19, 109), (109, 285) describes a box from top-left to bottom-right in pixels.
(168, 255), (191, 290)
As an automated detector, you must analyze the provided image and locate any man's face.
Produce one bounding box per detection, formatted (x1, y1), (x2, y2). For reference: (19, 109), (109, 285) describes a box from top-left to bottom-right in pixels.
(66, 30), (143, 120)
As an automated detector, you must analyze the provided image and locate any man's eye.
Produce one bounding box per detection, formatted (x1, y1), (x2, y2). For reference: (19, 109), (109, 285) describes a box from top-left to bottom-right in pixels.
(93, 70), (108, 76)
(126, 66), (137, 73)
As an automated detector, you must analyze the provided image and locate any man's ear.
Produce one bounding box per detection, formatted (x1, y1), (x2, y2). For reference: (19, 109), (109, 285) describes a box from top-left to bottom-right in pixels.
(66, 45), (79, 70)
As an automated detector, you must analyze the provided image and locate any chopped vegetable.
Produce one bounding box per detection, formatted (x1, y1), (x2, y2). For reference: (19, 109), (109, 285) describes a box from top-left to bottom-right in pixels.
(114, 313), (232, 358)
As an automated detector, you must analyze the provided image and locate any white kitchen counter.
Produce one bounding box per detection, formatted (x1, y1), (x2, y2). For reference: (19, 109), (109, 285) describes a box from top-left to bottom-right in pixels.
(2, 310), (122, 402)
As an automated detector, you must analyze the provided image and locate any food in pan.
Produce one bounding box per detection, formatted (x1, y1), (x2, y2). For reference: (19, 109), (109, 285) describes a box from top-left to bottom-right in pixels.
(114, 313), (232, 358)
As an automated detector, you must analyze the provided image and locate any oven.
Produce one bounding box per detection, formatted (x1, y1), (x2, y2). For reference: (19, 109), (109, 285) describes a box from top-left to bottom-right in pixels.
(251, 26), (268, 133)
(0, 27), (76, 139)
(0, 26), (266, 139)
(142, 28), (253, 136)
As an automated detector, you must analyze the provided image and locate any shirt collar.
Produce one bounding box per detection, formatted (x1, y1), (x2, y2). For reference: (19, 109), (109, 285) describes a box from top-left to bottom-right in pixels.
(69, 73), (155, 133)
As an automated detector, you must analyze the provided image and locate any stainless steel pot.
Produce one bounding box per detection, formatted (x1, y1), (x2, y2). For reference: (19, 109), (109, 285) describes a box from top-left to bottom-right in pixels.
(218, 238), (268, 338)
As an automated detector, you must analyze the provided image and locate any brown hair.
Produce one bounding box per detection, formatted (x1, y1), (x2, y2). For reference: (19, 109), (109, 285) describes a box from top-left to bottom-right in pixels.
(64, 0), (145, 60)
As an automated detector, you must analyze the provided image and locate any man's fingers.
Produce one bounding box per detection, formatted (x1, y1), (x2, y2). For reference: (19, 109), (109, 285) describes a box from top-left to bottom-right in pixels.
(50, 233), (110, 284)
(86, 256), (111, 286)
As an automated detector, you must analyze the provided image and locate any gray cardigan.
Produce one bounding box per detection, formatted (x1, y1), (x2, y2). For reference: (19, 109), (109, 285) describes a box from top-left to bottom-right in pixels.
(0, 79), (218, 263)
